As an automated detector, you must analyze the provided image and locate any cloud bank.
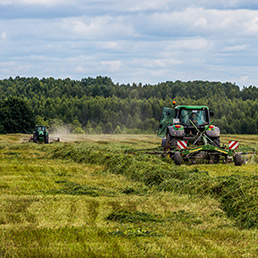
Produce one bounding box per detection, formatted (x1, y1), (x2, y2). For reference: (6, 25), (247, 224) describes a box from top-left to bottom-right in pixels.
(0, 0), (258, 86)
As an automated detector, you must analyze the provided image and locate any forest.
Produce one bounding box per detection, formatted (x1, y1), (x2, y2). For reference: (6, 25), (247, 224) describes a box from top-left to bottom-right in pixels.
(1, 76), (258, 134)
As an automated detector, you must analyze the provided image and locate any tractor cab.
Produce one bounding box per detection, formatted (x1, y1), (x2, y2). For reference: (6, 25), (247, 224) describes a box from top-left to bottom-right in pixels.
(174, 106), (211, 135)
(158, 105), (212, 137)
(158, 102), (220, 148)
(177, 106), (209, 126)
(36, 126), (47, 132)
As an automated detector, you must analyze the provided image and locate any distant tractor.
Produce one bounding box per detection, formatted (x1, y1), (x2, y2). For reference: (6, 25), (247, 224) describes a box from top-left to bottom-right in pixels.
(33, 125), (49, 144)
(158, 102), (242, 165)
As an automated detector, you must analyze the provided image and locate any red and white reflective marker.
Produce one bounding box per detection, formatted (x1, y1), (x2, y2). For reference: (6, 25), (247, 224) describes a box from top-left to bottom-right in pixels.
(177, 140), (187, 149)
(229, 141), (239, 150)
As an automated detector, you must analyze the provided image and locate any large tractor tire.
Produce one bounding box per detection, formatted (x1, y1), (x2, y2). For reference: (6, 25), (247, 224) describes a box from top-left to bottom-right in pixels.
(45, 136), (49, 144)
(170, 137), (177, 147)
(212, 137), (220, 147)
(166, 134), (177, 148)
(33, 135), (37, 143)
(174, 152), (182, 165)
(166, 134), (182, 148)
(234, 153), (242, 166)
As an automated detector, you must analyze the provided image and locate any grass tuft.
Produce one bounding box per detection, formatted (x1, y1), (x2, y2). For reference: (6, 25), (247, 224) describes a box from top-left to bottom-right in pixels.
(166, 210), (202, 225)
(106, 209), (161, 223)
(108, 227), (160, 237)
(48, 180), (114, 197)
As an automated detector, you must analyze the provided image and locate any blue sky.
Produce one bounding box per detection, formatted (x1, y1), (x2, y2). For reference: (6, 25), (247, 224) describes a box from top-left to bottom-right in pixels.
(1, 0), (258, 87)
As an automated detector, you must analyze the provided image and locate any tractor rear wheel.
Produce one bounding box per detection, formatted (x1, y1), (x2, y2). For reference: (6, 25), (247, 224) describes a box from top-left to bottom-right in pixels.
(166, 134), (177, 148)
(167, 134), (183, 148)
(45, 136), (49, 144)
(174, 152), (182, 165)
(234, 153), (242, 166)
(171, 137), (177, 147)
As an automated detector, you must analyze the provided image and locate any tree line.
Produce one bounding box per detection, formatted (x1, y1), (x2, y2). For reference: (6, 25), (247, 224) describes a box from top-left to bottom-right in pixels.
(1, 76), (258, 134)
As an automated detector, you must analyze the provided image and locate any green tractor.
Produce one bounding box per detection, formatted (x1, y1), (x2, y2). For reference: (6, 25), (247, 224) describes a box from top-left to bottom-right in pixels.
(158, 102), (242, 165)
(33, 125), (49, 144)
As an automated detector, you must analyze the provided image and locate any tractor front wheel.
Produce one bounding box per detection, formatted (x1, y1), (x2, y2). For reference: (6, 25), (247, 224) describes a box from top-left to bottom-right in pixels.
(174, 152), (182, 165)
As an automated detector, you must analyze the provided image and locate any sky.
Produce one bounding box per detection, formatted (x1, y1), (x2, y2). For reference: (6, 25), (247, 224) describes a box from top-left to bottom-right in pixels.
(1, 0), (258, 87)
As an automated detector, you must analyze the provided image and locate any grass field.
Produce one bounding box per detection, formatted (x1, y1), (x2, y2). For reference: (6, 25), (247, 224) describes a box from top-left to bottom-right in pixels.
(0, 134), (257, 257)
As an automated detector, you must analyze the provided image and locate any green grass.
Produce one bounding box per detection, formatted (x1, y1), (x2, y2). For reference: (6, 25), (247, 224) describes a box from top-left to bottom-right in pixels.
(0, 134), (258, 257)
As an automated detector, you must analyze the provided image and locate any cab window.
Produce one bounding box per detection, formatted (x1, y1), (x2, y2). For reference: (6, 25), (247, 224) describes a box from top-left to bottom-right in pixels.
(179, 109), (208, 125)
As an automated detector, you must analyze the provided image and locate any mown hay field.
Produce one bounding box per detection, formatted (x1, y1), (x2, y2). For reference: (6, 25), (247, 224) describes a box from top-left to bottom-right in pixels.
(0, 134), (257, 257)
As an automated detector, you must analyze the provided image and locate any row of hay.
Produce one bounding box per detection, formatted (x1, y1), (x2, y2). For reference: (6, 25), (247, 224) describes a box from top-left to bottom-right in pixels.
(50, 143), (258, 229)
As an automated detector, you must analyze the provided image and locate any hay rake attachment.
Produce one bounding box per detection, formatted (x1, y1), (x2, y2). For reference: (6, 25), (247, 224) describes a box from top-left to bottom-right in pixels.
(126, 142), (256, 166)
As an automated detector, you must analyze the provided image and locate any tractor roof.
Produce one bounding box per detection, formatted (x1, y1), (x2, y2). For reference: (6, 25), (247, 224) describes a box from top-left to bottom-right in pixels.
(175, 105), (209, 110)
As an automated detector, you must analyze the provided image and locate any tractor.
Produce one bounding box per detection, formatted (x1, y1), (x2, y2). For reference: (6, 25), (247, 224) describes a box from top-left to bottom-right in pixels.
(33, 125), (49, 144)
(158, 102), (242, 165)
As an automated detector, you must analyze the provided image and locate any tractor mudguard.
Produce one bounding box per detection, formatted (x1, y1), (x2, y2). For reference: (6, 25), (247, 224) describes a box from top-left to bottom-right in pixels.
(206, 126), (220, 137)
(168, 126), (185, 137)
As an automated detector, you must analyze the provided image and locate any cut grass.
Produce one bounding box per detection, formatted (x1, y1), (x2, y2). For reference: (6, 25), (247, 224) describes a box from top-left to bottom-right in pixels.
(0, 134), (258, 257)
(49, 140), (258, 229)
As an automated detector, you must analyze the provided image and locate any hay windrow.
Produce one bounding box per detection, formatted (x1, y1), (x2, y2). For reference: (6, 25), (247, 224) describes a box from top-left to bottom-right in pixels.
(51, 143), (258, 229)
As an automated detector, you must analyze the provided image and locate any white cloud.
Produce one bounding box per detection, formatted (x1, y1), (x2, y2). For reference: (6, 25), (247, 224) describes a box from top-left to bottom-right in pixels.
(75, 0), (258, 12)
(0, 0), (12, 4)
(165, 38), (211, 51)
(122, 0), (170, 12)
(240, 75), (249, 83)
(75, 66), (85, 73)
(100, 60), (122, 72)
(23, 0), (61, 4)
(0, 0), (69, 5)
(133, 8), (258, 38)
(96, 41), (120, 50)
(61, 16), (136, 40)
(223, 45), (247, 52)
(135, 58), (184, 69)
(1, 1), (258, 87)
(1, 32), (7, 40)
(74, 0), (258, 13)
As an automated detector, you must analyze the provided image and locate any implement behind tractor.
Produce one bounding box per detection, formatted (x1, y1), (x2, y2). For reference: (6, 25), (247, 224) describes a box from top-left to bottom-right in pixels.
(24, 125), (60, 144)
(157, 102), (242, 165)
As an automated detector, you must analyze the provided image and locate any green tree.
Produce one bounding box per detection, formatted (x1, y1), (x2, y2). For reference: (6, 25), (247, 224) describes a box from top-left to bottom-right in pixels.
(2, 76), (258, 134)
(113, 125), (122, 134)
(95, 124), (103, 134)
(104, 122), (113, 134)
(0, 97), (35, 133)
(35, 115), (47, 126)
(73, 127), (85, 134)
(126, 114), (134, 129)
(85, 121), (93, 134)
